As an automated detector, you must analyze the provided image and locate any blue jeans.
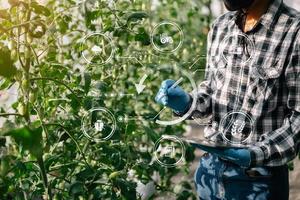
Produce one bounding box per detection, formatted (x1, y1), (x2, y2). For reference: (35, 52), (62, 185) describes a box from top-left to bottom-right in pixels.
(194, 153), (289, 200)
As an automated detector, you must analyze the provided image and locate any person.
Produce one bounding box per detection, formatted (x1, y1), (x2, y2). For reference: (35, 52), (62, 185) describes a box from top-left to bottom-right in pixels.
(155, 0), (300, 199)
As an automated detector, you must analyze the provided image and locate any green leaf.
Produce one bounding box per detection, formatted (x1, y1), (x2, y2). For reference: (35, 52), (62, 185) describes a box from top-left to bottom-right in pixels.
(135, 31), (150, 46)
(91, 188), (103, 199)
(83, 96), (93, 110)
(69, 181), (84, 196)
(76, 167), (96, 181)
(144, 126), (159, 143)
(0, 155), (10, 177)
(0, 47), (16, 78)
(5, 126), (43, 158)
(30, 2), (51, 16)
(176, 190), (193, 200)
(288, 162), (294, 171)
(67, 93), (81, 111)
(83, 72), (91, 94)
(44, 154), (60, 171)
(114, 179), (137, 200)
(57, 16), (70, 34)
(15, 160), (26, 175)
(127, 12), (148, 23)
(185, 145), (195, 162)
(0, 78), (13, 90)
(0, 137), (6, 147)
(0, 10), (9, 20)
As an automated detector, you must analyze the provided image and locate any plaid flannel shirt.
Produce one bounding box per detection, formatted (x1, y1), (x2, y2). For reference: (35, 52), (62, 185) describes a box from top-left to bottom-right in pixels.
(190, 0), (300, 167)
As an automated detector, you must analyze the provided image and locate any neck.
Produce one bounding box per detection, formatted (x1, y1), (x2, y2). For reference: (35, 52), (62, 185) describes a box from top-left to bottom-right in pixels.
(246, 0), (271, 20)
(242, 0), (271, 32)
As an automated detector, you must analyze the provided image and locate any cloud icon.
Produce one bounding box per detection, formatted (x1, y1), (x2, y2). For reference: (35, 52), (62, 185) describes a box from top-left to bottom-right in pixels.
(91, 45), (102, 53)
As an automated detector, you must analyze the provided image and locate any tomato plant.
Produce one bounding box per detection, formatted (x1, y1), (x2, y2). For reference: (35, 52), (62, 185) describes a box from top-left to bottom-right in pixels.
(0, 0), (212, 199)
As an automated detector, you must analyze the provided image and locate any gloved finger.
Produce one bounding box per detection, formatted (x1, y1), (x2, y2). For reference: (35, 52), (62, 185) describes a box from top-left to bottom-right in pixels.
(223, 148), (236, 156)
(223, 148), (249, 159)
(161, 95), (168, 106)
(161, 79), (176, 89)
(155, 88), (168, 103)
(218, 148), (247, 162)
(154, 94), (168, 106)
(192, 144), (240, 162)
(167, 86), (184, 96)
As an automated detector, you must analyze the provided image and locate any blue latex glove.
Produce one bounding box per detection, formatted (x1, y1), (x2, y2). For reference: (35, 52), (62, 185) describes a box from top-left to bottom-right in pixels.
(192, 143), (251, 167)
(155, 79), (190, 113)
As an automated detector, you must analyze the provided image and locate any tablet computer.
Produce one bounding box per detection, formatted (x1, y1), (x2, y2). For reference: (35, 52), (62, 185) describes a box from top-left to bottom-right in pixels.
(180, 137), (249, 149)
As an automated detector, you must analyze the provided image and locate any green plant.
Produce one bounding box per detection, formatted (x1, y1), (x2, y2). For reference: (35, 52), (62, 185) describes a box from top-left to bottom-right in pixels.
(0, 0), (212, 199)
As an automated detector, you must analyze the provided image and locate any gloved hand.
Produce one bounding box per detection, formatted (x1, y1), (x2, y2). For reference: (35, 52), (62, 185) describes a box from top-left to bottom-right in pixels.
(155, 79), (190, 113)
(192, 143), (251, 167)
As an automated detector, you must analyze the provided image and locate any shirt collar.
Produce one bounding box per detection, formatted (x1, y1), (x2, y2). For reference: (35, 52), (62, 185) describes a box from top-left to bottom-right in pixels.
(256, 0), (283, 29)
(233, 0), (283, 31)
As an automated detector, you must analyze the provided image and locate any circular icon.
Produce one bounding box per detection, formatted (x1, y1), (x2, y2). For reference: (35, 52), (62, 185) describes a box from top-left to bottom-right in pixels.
(81, 33), (114, 65)
(219, 111), (253, 145)
(154, 135), (185, 168)
(81, 107), (116, 142)
(220, 33), (254, 65)
(155, 69), (198, 126)
(151, 21), (184, 53)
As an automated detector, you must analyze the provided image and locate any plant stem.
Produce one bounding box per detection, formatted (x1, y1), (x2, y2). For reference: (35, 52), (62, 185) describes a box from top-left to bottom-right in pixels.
(37, 156), (53, 200)
(0, 113), (24, 117)
(5, 19), (43, 31)
(23, 3), (31, 124)
(32, 104), (50, 142)
(23, 2), (52, 198)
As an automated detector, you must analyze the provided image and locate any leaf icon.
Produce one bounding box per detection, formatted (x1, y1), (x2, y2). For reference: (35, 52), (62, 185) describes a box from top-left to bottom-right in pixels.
(231, 120), (245, 138)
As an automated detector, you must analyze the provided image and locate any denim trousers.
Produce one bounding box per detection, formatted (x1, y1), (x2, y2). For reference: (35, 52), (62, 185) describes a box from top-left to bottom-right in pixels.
(194, 153), (289, 200)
